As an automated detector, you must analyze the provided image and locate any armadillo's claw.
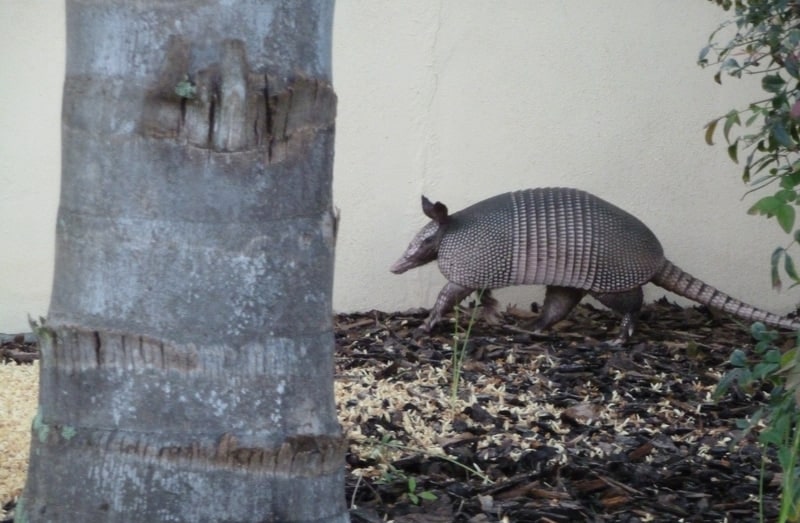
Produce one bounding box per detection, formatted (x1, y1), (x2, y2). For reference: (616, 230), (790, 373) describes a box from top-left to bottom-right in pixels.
(609, 335), (628, 346)
(411, 327), (429, 341)
(613, 313), (637, 345)
(421, 313), (438, 332)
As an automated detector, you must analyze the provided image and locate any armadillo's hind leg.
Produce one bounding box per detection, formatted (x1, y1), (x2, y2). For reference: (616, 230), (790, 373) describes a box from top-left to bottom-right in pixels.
(532, 286), (585, 332)
(592, 287), (644, 343)
(423, 282), (476, 331)
(479, 290), (502, 325)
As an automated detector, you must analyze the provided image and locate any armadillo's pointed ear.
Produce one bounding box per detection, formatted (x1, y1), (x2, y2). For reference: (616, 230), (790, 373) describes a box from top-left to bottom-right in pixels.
(421, 195), (449, 224)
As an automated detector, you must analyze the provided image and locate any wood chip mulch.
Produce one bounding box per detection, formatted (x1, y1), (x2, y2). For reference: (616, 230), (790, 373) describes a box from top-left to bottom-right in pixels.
(337, 299), (788, 523)
(0, 334), (38, 366)
(2, 299), (791, 522)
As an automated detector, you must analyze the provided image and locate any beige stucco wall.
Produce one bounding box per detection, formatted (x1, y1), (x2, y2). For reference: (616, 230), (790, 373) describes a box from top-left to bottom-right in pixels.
(0, 1), (64, 333)
(1, 1), (796, 332)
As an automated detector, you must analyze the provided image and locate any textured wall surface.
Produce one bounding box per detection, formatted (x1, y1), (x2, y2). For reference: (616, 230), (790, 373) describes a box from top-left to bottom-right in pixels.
(0, 1), (64, 333)
(1, 1), (797, 331)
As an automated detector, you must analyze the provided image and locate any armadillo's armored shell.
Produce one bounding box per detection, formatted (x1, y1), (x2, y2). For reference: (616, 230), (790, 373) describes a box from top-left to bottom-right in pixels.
(437, 188), (666, 292)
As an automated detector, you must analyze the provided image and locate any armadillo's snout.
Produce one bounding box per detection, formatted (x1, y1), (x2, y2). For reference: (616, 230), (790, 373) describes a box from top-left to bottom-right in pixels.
(391, 221), (441, 274)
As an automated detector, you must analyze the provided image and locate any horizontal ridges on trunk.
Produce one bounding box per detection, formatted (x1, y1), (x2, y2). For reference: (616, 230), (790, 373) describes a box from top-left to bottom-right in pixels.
(44, 326), (199, 373)
(42, 325), (335, 376)
(35, 325), (343, 457)
(29, 418), (347, 477)
(653, 260), (800, 330)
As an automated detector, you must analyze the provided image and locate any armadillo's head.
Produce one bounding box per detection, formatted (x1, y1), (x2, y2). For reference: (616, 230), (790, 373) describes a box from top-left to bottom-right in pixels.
(390, 195), (449, 274)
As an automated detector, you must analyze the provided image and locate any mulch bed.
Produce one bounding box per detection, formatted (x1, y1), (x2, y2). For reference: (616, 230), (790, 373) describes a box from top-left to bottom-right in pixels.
(0, 335), (38, 365)
(337, 299), (787, 523)
(3, 299), (790, 522)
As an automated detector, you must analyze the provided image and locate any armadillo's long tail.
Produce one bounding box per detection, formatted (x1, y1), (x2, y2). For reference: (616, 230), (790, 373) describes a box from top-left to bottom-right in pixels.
(651, 259), (800, 331)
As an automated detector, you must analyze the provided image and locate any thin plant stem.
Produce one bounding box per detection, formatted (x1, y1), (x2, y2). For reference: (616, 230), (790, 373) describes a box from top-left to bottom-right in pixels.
(373, 438), (493, 485)
(777, 412), (800, 522)
(450, 290), (483, 405)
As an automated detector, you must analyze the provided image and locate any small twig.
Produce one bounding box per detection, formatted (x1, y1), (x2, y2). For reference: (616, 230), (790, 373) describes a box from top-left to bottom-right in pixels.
(349, 472), (363, 509)
(502, 324), (558, 339)
(595, 474), (643, 496)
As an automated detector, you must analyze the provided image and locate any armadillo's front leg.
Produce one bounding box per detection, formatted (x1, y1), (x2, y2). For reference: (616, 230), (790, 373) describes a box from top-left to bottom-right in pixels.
(422, 282), (476, 331)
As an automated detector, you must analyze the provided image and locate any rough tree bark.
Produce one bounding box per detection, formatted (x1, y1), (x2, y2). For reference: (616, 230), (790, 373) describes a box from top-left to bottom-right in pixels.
(19, 1), (347, 521)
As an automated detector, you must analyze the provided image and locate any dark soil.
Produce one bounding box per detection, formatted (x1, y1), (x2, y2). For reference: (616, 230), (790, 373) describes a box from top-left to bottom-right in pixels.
(3, 299), (790, 522)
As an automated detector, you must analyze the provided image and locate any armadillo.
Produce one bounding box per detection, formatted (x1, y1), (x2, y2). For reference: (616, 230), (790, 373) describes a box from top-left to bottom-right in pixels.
(390, 187), (800, 341)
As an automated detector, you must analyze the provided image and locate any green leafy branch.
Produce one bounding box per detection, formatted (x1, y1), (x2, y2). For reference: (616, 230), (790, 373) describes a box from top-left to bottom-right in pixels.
(715, 323), (800, 522)
(700, 0), (800, 288)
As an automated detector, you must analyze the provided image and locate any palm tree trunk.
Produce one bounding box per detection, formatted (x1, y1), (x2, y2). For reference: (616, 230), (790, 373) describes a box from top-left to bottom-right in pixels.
(20, 1), (347, 521)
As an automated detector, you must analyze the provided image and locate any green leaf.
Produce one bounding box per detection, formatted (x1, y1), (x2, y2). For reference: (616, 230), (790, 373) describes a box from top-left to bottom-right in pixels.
(748, 195), (784, 215)
(727, 141), (739, 163)
(762, 74), (786, 93)
(714, 371), (733, 397)
(745, 112), (761, 126)
(762, 428), (784, 447)
(780, 347), (797, 367)
(755, 327), (779, 351)
(730, 348), (749, 367)
(723, 110), (741, 143)
(783, 353), (800, 403)
(723, 57), (740, 71)
(772, 248), (784, 290)
(786, 53), (800, 79)
(791, 124), (800, 145)
(753, 361), (779, 379)
(776, 189), (797, 203)
(771, 122), (795, 147)
(705, 118), (719, 146)
(780, 169), (800, 189)
(419, 491), (437, 501)
(776, 204), (796, 233)
(772, 265), (782, 290)
(785, 253), (800, 282)
(752, 155), (777, 176)
(699, 45), (711, 64)
(777, 446), (794, 467)
(764, 348), (782, 365)
(752, 321), (769, 340)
